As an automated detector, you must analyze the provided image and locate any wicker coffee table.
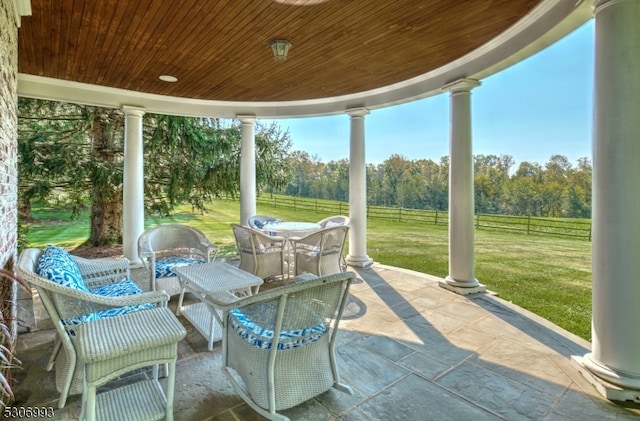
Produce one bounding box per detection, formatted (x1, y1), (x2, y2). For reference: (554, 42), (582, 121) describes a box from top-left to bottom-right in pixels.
(174, 262), (263, 351)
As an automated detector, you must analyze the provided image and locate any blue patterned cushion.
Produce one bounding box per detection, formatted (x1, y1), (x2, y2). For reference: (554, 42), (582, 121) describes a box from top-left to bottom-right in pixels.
(91, 279), (154, 318)
(62, 279), (153, 335)
(155, 256), (205, 279)
(36, 245), (88, 292)
(229, 308), (327, 350)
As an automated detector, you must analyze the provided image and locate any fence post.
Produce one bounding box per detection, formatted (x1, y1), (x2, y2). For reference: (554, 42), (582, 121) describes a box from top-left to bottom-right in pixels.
(315, 200), (318, 213)
(398, 208), (402, 222)
(589, 223), (592, 241)
(434, 210), (438, 225)
(527, 215), (531, 235)
(274, 196), (277, 208)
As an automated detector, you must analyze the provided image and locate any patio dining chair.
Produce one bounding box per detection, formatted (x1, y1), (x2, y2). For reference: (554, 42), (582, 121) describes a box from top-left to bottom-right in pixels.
(207, 271), (356, 421)
(290, 225), (350, 276)
(317, 215), (350, 228)
(138, 224), (218, 302)
(17, 246), (186, 417)
(231, 224), (287, 280)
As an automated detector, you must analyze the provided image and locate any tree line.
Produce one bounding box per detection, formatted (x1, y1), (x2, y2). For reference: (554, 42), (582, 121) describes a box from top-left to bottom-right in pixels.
(278, 152), (592, 218)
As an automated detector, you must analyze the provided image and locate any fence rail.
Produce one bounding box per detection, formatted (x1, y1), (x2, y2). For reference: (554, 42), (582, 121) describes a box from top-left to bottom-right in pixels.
(254, 195), (592, 241)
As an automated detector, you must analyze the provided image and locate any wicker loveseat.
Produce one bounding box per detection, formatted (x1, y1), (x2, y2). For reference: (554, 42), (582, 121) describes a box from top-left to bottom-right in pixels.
(17, 246), (186, 420)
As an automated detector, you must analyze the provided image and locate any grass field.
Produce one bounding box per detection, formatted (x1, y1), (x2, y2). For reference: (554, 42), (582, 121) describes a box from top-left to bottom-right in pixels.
(24, 198), (592, 341)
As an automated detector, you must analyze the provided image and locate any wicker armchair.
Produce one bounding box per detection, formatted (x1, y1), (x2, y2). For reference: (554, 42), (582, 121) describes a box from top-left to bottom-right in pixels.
(231, 224), (287, 280)
(290, 225), (350, 276)
(138, 224), (218, 299)
(317, 215), (350, 228)
(17, 247), (186, 419)
(208, 271), (356, 421)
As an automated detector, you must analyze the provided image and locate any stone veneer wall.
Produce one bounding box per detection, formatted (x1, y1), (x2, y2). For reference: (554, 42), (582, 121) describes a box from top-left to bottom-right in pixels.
(0, 1), (18, 262)
(0, 0), (32, 331)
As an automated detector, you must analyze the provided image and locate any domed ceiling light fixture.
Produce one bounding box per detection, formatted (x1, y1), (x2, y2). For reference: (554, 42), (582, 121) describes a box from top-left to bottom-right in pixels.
(269, 40), (292, 61)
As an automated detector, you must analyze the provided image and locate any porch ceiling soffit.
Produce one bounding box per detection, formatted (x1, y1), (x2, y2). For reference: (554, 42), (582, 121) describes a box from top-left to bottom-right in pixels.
(18, 0), (592, 118)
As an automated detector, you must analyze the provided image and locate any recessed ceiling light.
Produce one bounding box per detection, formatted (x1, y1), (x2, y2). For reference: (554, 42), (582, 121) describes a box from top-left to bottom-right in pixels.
(159, 75), (178, 82)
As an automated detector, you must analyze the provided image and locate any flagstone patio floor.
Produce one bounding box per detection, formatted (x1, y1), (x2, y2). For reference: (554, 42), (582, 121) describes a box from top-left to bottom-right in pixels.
(13, 262), (640, 420)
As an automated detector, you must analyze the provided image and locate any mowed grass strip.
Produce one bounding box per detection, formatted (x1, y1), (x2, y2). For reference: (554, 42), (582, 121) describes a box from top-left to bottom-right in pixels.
(24, 198), (592, 341)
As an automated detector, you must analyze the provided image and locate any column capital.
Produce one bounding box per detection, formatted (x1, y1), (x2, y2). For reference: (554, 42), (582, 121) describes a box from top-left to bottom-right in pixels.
(346, 107), (370, 118)
(442, 78), (481, 94)
(592, 0), (625, 14)
(236, 114), (257, 124)
(121, 105), (145, 117)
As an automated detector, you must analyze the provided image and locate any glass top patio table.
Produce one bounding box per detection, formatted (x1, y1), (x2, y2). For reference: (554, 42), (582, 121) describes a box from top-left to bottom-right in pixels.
(261, 221), (321, 239)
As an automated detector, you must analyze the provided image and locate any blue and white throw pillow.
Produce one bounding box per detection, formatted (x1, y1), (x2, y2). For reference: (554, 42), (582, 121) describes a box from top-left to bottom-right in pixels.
(90, 279), (154, 318)
(36, 245), (89, 292)
(63, 279), (153, 335)
(155, 256), (205, 279)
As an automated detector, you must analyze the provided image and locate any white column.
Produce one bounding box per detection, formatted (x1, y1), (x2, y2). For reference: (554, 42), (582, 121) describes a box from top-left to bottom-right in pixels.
(573, 0), (640, 402)
(238, 115), (257, 226)
(440, 79), (485, 295)
(345, 108), (373, 268)
(122, 106), (145, 264)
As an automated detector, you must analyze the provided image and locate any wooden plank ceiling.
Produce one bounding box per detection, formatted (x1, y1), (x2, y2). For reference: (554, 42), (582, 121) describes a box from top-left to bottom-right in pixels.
(17, 0), (540, 102)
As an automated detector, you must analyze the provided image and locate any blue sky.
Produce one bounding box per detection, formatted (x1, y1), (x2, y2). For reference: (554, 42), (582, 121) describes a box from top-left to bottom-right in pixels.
(265, 20), (594, 168)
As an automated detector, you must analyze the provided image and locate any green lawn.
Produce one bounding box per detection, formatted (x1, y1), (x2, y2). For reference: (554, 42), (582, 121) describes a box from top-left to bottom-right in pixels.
(24, 198), (592, 341)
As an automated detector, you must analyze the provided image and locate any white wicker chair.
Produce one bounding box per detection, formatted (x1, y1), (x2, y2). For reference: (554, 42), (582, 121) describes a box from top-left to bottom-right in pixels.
(138, 224), (218, 299)
(291, 225), (350, 276)
(208, 271), (356, 421)
(17, 248), (186, 419)
(317, 215), (350, 228)
(231, 224), (287, 280)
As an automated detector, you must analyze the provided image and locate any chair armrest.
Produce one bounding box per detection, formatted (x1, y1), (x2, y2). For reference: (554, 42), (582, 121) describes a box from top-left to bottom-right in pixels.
(47, 285), (170, 321)
(138, 251), (156, 272)
(73, 256), (131, 287)
(206, 245), (219, 262)
(94, 290), (170, 308)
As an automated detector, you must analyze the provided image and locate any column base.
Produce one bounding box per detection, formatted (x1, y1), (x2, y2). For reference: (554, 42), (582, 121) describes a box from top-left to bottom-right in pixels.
(345, 255), (373, 268)
(572, 354), (640, 403)
(439, 276), (486, 295)
(128, 260), (144, 269)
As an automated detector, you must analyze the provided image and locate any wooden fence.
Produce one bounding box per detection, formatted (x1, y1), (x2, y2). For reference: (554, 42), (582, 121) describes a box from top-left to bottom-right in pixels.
(255, 195), (592, 240)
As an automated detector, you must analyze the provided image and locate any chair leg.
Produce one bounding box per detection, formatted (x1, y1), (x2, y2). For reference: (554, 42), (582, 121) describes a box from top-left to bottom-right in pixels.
(78, 381), (87, 421)
(85, 383), (97, 421)
(165, 361), (177, 421)
(46, 335), (62, 371)
(176, 288), (186, 316)
(333, 382), (354, 394)
(57, 347), (76, 409)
